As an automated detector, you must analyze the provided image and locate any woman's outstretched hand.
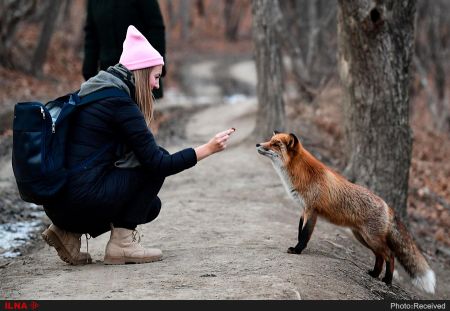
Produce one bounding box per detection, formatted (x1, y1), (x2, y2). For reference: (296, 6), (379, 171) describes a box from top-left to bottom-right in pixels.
(195, 128), (236, 161)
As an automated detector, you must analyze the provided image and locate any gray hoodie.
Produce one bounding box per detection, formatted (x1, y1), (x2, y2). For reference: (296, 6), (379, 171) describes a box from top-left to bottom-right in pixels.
(79, 63), (132, 97)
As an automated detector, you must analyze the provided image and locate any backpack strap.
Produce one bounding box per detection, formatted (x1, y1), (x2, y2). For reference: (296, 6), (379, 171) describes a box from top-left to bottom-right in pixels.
(75, 87), (130, 106)
(66, 88), (130, 174)
(55, 88), (130, 125)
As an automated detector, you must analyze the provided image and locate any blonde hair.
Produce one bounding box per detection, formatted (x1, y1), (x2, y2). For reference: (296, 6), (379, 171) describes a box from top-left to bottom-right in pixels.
(133, 67), (155, 127)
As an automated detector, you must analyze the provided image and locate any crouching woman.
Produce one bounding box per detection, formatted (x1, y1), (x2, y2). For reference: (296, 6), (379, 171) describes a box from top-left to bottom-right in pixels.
(42, 25), (234, 265)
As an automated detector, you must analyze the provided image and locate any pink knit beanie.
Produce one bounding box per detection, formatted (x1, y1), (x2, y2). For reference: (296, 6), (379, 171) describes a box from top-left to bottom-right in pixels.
(119, 25), (164, 70)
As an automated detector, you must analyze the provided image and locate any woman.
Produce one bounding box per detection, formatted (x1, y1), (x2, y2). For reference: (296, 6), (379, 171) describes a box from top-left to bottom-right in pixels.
(42, 25), (235, 265)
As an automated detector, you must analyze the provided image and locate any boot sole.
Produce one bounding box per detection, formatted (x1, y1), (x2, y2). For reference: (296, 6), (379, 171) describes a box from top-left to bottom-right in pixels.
(103, 255), (162, 265)
(41, 228), (92, 265)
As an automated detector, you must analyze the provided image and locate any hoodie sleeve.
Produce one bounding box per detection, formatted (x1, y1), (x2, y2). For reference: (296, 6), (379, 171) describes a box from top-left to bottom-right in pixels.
(112, 97), (197, 176)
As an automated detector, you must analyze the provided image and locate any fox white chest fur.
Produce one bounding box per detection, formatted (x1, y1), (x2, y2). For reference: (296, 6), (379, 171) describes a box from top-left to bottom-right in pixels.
(271, 159), (306, 210)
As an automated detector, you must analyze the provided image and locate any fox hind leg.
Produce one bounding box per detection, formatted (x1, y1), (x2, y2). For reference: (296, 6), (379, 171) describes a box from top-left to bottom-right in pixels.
(369, 255), (384, 278)
(352, 230), (370, 248)
(382, 254), (395, 285)
(352, 230), (384, 278)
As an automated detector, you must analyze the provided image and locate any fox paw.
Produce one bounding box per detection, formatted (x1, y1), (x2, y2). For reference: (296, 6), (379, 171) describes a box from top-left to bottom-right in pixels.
(368, 270), (380, 278)
(382, 277), (393, 286)
(287, 247), (302, 254)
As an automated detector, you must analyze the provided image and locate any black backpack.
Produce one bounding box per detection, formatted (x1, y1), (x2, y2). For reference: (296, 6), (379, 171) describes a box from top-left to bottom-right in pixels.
(12, 87), (129, 205)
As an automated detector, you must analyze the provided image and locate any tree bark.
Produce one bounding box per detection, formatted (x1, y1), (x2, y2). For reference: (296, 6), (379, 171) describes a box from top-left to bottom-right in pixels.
(277, 0), (337, 103)
(0, 0), (36, 69)
(252, 0), (285, 140)
(337, 0), (416, 222)
(224, 0), (247, 42)
(426, 2), (449, 131)
(179, 0), (191, 41)
(30, 0), (63, 76)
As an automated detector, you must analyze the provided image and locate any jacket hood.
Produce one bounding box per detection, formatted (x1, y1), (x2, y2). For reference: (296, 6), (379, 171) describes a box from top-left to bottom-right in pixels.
(78, 63), (135, 97)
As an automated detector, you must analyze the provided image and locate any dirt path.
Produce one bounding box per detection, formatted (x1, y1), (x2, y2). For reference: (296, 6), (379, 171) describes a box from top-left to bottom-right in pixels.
(1, 59), (448, 300)
(3, 95), (440, 300)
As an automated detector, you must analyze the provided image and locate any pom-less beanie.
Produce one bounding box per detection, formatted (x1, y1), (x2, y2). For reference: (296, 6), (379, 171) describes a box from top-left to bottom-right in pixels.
(119, 25), (164, 70)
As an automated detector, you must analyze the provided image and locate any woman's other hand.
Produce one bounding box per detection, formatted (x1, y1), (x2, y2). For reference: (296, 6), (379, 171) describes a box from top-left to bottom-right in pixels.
(195, 128), (236, 161)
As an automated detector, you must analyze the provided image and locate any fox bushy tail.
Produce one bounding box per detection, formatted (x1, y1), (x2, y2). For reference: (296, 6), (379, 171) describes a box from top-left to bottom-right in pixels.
(387, 216), (436, 294)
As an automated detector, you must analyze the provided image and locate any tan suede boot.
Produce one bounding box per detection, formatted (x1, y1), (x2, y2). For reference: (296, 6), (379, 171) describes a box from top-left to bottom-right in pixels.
(41, 224), (92, 265)
(103, 227), (162, 265)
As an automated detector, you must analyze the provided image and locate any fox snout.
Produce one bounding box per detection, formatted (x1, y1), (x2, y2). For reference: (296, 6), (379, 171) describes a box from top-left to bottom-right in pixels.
(256, 142), (275, 158)
(256, 143), (266, 154)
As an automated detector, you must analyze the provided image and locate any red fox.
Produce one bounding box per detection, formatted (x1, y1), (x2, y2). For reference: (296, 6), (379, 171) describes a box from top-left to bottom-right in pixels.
(256, 131), (436, 294)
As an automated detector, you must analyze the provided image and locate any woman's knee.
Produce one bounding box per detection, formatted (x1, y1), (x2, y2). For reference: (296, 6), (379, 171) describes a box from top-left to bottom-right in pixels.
(146, 196), (162, 222)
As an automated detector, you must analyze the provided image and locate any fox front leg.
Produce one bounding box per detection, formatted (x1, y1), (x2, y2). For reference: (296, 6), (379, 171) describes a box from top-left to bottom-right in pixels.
(287, 215), (303, 254)
(288, 211), (317, 254)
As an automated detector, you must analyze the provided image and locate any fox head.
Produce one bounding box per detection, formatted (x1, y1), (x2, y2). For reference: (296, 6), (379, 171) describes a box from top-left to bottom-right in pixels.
(256, 131), (301, 167)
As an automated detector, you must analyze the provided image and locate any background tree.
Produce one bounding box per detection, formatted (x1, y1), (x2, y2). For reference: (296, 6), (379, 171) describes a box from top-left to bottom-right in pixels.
(30, 0), (63, 76)
(337, 0), (416, 222)
(0, 0), (37, 69)
(223, 0), (249, 41)
(275, 0), (337, 103)
(414, 0), (450, 132)
(251, 0), (285, 139)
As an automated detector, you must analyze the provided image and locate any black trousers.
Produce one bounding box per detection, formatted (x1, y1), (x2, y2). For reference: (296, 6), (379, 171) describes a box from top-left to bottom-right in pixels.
(44, 151), (168, 238)
(44, 174), (164, 237)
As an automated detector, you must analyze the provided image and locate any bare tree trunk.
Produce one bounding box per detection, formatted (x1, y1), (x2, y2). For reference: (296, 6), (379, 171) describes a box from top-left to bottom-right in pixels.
(223, 0), (248, 41)
(427, 3), (449, 131)
(0, 0), (37, 68)
(196, 0), (205, 17)
(30, 0), (63, 76)
(272, 0), (315, 102)
(413, 0), (450, 132)
(61, 0), (72, 23)
(276, 0), (337, 103)
(180, 0), (191, 41)
(252, 0), (285, 140)
(338, 0), (416, 222)
(166, 0), (174, 26)
(305, 1), (318, 68)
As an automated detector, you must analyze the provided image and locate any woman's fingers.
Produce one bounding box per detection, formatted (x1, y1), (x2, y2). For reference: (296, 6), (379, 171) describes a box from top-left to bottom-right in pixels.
(209, 128), (235, 153)
(216, 128), (236, 138)
(218, 135), (230, 143)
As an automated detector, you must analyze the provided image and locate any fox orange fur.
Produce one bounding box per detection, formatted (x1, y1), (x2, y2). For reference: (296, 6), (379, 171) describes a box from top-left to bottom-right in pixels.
(256, 132), (436, 294)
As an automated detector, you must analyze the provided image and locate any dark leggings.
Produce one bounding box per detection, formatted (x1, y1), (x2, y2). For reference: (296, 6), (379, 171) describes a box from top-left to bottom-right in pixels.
(44, 175), (164, 237)
(44, 150), (168, 238)
(112, 176), (164, 231)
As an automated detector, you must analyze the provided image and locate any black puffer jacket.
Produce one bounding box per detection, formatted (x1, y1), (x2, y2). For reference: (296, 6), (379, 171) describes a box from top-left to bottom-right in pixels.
(60, 94), (197, 207)
(44, 65), (194, 236)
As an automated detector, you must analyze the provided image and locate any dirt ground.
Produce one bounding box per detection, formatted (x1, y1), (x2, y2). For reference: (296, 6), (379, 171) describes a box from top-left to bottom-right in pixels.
(1, 58), (449, 300)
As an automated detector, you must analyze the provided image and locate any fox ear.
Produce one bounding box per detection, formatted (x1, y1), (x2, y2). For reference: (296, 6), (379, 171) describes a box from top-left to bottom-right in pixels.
(273, 130), (280, 136)
(288, 133), (299, 149)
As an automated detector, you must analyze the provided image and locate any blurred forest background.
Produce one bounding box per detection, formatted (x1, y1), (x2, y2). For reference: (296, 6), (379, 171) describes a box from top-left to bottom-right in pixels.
(0, 0), (449, 255)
